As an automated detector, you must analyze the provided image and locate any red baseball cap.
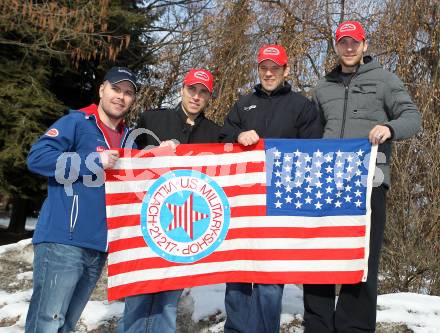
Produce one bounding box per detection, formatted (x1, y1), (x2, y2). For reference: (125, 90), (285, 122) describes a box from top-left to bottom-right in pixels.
(335, 20), (366, 42)
(183, 69), (214, 93)
(257, 44), (288, 66)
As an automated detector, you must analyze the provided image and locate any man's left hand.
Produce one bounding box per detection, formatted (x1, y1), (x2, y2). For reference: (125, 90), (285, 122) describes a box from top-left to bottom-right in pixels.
(369, 125), (392, 145)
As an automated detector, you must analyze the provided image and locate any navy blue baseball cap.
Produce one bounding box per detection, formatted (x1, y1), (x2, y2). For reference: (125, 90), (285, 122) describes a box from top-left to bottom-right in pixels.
(104, 67), (137, 92)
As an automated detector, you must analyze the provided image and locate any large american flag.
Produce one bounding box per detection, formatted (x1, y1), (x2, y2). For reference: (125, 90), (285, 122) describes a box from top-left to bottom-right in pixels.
(105, 139), (377, 301)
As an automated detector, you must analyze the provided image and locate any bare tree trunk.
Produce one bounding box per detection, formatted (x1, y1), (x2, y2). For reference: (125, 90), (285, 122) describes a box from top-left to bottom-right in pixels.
(6, 196), (28, 234)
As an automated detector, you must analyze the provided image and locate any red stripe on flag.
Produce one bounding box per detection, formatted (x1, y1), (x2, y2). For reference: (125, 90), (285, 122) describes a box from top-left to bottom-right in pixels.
(226, 226), (366, 239)
(105, 184), (266, 206)
(223, 184), (266, 197)
(108, 237), (146, 252)
(116, 141), (265, 159)
(108, 248), (365, 275)
(106, 162), (265, 181)
(107, 215), (140, 229)
(108, 270), (364, 301)
(231, 206), (266, 217)
(105, 192), (146, 205)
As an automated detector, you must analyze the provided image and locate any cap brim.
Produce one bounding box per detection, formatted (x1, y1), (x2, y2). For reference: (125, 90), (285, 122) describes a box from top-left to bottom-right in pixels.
(185, 81), (212, 93)
(109, 79), (137, 92)
(336, 34), (364, 42)
(257, 57), (287, 66)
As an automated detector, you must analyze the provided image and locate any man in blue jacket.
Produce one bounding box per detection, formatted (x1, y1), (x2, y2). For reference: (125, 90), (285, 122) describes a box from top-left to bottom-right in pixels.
(25, 67), (137, 333)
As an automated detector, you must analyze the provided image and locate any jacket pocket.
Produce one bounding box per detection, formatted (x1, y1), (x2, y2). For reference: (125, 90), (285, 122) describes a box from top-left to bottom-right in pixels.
(351, 84), (377, 110)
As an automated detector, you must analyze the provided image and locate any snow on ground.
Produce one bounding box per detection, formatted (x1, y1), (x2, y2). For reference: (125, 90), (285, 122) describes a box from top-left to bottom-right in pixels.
(0, 239), (440, 332)
(0, 218), (37, 232)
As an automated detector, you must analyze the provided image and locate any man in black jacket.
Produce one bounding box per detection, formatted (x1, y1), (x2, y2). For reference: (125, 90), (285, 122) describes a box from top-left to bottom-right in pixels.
(219, 45), (322, 333)
(118, 69), (220, 333)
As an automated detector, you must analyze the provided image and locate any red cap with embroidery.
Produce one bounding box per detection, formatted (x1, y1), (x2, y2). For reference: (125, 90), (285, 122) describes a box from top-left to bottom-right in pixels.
(183, 69), (214, 93)
(336, 21), (366, 42)
(257, 44), (288, 66)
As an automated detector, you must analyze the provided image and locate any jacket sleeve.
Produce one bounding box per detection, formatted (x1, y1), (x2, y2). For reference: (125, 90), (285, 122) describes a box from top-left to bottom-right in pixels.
(218, 102), (243, 143)
(27, 114), (102, 178)
(383, 73), (421, 140)
(27, 115), (77, 178)
(297, 97), (323, 139)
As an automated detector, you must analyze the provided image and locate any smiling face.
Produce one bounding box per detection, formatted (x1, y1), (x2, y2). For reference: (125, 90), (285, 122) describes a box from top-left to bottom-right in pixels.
(180, 83), (211, 118)
(336, 37), (368, 72)
(258, 60), (289, 92)
(98, 80), (135, 127)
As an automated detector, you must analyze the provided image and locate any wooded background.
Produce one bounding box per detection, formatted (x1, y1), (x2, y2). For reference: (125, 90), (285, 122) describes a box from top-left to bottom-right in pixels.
(0, 0), (438, 295)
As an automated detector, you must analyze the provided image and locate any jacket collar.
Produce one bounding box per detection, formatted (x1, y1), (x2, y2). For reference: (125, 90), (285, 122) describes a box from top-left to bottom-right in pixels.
(254, 81), (292, 97)
(325, 56), (377, 82)
(79, 103), (126, 129)
(79, 104), (128, 148)
(176, 103), (206, 125)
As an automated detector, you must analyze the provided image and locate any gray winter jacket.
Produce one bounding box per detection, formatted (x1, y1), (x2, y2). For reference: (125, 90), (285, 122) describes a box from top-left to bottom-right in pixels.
(313, 56), (421, 186)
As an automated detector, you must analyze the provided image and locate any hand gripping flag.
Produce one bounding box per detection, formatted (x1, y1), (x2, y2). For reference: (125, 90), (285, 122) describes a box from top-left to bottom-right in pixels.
(105, 139), (377, 301)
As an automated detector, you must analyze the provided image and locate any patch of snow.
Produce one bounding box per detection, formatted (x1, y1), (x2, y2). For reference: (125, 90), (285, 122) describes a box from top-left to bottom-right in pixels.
(76, 300), (124, 331)
(0, 239), (32, 256)
(16, 272), (33, 281)
(0, 218), (37, 231)
(377, 293), (440, 333)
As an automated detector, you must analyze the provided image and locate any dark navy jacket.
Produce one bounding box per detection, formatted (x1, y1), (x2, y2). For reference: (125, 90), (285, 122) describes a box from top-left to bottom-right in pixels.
(27, 104), (131, 252)
(219, 82), (322, 142)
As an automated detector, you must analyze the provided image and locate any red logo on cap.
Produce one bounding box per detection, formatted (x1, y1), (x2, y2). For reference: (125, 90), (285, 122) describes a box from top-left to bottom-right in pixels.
(96, 146), (105, 152)
(263, 47), (280, 55)
(45, 128), (59, 137)
(339, 23), (357, 32)
(194, 71), (210, 81)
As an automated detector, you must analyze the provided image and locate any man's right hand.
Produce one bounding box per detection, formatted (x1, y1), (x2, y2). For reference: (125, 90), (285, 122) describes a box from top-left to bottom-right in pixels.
(99, 150), (120, 170)
(237, 130), (259, 146)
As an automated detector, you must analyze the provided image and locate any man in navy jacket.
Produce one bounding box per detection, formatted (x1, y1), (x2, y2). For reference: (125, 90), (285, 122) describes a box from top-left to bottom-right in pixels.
(25, 67), (137, 332)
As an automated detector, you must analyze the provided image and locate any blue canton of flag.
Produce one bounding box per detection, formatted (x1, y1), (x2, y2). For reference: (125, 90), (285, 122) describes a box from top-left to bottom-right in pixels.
(265, 139), (374, 217)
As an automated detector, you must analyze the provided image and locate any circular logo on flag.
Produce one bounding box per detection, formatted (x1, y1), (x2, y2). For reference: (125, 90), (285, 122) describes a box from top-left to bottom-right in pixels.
(140, 170), (230, 263)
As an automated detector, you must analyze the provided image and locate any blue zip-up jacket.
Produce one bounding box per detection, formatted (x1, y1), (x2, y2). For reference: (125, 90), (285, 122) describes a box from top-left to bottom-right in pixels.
(27, 104), (132, 252)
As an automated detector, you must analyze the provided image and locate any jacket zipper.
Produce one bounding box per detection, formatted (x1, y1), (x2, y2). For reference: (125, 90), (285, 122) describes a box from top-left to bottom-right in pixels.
(69, 194), (79, 239)
(339, 72), (358, 138)
(340, 84), (349, 138)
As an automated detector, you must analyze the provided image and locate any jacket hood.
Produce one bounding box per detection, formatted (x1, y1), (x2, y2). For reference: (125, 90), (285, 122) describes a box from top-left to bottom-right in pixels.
(325, 56), (382, 82)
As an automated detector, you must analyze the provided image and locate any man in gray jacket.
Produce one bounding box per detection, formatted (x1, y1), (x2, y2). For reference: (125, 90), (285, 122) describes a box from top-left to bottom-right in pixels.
(303, 21), (421, 333)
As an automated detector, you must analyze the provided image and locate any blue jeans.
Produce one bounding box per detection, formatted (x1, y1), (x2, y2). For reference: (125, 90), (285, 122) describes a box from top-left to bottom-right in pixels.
(225, 283), (284, 333)
(25, 242), (107, 333)
(117, 289), (183, 333)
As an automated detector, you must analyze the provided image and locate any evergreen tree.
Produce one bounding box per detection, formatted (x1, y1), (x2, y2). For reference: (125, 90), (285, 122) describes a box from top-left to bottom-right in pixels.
(0, 0), (158, 236)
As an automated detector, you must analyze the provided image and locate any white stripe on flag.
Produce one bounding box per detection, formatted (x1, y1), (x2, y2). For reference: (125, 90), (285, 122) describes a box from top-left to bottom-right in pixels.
(114, 150), (266, 170)
(107, 215), (367, 242)
(108, 236), (366, 265)
(108, 259), (366, 287)
(105, 172), (266, 194)
(106, 194), (266, 218)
